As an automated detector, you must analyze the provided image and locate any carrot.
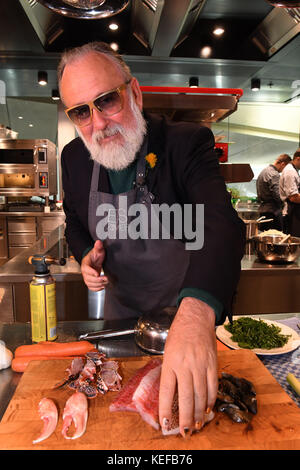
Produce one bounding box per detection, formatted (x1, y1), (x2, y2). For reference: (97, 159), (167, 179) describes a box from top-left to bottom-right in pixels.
(14, 340), (96, 358)
(11, 355), (76, 373)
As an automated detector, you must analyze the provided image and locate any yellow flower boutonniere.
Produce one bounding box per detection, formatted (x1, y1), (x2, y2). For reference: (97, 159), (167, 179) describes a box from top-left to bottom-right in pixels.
(145, 152), (157, 169)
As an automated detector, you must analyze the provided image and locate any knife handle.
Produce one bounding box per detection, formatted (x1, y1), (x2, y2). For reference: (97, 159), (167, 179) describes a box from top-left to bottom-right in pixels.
(78, 328), (135, 341)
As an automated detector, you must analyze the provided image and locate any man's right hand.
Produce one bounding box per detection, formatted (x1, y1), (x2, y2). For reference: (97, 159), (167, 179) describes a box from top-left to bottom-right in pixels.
(81, 240), (108, 291)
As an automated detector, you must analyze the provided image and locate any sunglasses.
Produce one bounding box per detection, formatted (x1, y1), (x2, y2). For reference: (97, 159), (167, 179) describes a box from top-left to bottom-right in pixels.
(65, 80), (131, 127)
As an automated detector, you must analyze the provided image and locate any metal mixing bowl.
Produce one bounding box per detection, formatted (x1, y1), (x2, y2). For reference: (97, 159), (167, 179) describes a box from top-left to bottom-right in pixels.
(78, 306), (177, 354)
(253, 235), (300, 263)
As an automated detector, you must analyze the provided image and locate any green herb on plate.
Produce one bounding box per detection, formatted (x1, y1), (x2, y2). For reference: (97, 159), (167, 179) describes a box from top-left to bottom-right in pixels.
(224, 317), (291, 350)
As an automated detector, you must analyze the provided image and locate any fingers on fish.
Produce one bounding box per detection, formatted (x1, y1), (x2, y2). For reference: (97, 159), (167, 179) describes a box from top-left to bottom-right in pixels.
(61, 392), (88, 440)
(32, 398), (58, 444)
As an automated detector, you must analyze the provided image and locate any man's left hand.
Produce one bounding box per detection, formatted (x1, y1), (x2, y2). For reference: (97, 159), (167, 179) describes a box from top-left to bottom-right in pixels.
(158, 297), (218, 437)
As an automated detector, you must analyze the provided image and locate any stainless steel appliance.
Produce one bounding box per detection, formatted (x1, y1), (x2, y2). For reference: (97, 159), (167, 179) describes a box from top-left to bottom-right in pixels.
(0, 139), (57, 198)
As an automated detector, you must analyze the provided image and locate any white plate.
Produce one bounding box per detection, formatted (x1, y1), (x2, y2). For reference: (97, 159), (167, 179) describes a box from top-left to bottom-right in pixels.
(216, 316), (300, 355)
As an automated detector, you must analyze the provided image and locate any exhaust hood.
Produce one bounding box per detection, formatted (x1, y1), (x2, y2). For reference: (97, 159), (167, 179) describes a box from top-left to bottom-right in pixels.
(34, 0), (130, 18)
(140, 86), (253, 183)
(132, 0), (207, 56)
(140, 86), (243, 123)
(251, 4), (300, 57)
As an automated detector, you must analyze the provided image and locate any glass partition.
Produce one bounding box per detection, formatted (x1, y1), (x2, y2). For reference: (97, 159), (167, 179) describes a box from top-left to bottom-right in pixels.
(211, 101), (300, 200)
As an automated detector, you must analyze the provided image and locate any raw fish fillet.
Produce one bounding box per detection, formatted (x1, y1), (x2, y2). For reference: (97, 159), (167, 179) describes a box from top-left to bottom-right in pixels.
(33, 398), (58, 444)
(132, 363), (162, 430)
(109, 358), (162, 413)
(110, 357), (216, 435)
(62, 392), (88, 440)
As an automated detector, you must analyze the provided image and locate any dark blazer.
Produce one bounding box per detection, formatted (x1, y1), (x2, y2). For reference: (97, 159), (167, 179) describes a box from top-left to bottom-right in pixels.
(61, 112), (245, 322)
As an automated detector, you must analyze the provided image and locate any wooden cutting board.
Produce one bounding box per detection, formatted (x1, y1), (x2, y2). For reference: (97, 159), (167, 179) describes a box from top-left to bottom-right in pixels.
(0, 349), (300, 450)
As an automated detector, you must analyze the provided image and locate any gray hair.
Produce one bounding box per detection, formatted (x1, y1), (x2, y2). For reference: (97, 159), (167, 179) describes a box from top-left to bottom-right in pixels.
(57, 41), (132, 94)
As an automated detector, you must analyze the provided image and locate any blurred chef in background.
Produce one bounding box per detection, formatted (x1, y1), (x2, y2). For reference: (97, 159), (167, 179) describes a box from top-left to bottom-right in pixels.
(256, 154), (291, 231)
(280, 149), (300, 235)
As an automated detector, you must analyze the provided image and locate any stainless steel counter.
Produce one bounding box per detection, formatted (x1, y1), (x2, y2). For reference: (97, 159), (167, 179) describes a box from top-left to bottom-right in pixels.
(0, 225), (89, 322)
(235, 254), (300, 314)
(242, 254), (300, 271)
(0, 224), (81, 283)
(1, 223), (300, 319)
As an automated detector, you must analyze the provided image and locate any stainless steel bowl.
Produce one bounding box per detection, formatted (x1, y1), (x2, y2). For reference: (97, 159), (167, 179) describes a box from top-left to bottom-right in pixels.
(253, 235), (300, 263)
(78, 307), (177, 354)
(135, 307), (176, 354)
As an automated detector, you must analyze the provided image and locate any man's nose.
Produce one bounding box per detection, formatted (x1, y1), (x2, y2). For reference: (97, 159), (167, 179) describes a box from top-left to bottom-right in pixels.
(91, 106), (109, 130)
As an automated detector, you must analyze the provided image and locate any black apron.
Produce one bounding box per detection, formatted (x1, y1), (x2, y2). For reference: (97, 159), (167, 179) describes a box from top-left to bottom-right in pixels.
(88, 141), (190, 320)
(287, 164), (300, 237)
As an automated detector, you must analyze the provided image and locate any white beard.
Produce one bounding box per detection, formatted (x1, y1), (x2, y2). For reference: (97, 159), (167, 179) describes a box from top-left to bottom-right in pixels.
(77, 96), (147, 171)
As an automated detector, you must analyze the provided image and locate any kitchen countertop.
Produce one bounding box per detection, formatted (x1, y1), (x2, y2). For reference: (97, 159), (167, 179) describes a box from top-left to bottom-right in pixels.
(0, 224), (81, 282)
(242, 253), (300, 271)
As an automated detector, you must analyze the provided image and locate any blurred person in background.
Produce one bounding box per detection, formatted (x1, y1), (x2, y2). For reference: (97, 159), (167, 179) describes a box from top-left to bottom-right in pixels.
(256, 154), (291, 231)
(280, 149), (300, 236)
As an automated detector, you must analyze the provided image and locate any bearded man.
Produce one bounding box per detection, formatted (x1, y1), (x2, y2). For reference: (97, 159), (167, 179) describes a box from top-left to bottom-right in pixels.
(58, 42), (245, 437)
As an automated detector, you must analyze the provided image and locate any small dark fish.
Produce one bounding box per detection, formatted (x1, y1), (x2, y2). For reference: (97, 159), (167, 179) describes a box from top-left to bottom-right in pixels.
(216, 390), (235, 404)
(221, 373), (256, 396)
(221, 373), (257, 414)
(218, 403), (252, 424)
(218, 378), (248, 411)
(240, 395), (257, 415)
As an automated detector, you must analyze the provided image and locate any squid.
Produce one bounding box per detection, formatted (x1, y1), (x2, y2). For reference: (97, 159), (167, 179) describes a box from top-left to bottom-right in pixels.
(61, 391), (88, 440)
(33, 398), (58, 444)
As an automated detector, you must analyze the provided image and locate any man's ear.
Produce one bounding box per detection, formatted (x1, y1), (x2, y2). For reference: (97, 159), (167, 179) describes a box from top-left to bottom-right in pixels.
(130, 77), (143, 110)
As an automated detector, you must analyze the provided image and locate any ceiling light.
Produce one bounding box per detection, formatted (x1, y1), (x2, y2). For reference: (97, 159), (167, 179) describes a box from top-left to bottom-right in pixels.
(18, 116), (23, 120)
(52, 89), (60, 101)
(251, 78), (261, 91)
(189, 77), (199, 88)
(200, 46), (212, 58)
(38, 71), (48, 86)
(213, 27), (225, 36)
(109, 23), (119, 31)
(29, 124), (34, 127)
(110, 42), (119, 51)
